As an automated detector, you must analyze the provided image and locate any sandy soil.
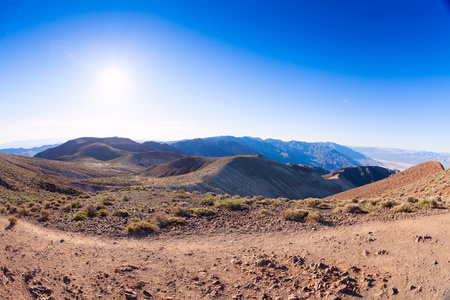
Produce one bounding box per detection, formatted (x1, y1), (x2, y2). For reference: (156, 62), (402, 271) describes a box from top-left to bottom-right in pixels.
(1, 210), (449, 300)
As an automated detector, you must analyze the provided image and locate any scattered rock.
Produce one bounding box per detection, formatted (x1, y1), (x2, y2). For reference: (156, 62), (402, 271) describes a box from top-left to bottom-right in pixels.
(124, 288), (138, 300)
(29, 285), (52, 298)
(143, 290), (152, 298)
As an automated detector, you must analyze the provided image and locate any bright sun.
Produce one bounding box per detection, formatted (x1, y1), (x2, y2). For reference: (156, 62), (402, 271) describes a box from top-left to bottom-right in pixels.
(96, 66), (131, 98)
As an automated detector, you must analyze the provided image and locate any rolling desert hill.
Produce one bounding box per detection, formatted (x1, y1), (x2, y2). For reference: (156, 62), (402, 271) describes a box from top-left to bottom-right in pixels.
(323, 166), (398, 191)
(0, 153), (81, 195)
(110, 151), (185, 168)
(140, 155), (344, 199)
(327, 161), (445, 201)
(35, 137), (152, 161)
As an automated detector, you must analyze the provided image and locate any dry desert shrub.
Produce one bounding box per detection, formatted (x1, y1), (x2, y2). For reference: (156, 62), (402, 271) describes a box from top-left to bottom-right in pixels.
(113, 209), (130, 218)
(391, 203), (414, 213)
(378, 200), (397, 208)
(282, 209), (308, 221)
(253, 209), (270, 218)
(126, 221), (159, 233)
(39, 210), (50, 221)
(307, 211), (322, 222)
(85, 203), (96, 218)
(343, 203), (367, 214)
(305, 198), (321, 208)
(0, 206), (6, 214)
(121, 194), (130, 201)
(171, 206), (192, 217)
(62, 204), (72, 211)
(270, 198), (287, 206)
(419, 198), (438, 208)
(8, 216), (18, 226)
(17, 207), (29, 216)
(151, 213), (171, 228)
(30, 204), (41, 212)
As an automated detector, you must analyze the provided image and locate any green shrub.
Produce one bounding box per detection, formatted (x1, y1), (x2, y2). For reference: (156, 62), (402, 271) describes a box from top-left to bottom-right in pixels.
(407, 197), (419, 203)
(214, 200), (248, 211)
(71, 200), (82, 208)
(419, 199), (438, 208)
(191, 207), (214, 216)
(167, 217), (187, 225)
(74, 211), (87, 221)
(121, 195), (130, 201)
(282, 209), (309, 221)
(126, 221), (159, 232)
(95, 202), (105, 210)
(200, 197), (216, 206)
(113, 209), (130, 218)
(76, 221), (82, 226)
(98, 209), (109, 217)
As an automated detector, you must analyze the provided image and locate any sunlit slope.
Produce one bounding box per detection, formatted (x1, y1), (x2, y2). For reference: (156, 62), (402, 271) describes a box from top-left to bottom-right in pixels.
(140, 155), (344, 199)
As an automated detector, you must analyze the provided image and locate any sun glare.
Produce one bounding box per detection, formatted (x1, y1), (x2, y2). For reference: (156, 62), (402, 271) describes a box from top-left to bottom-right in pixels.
(96, 66), (131, 98)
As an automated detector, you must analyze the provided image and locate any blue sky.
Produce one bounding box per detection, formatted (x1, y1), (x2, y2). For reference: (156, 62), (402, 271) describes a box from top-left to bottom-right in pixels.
(1, 0), (450, 152)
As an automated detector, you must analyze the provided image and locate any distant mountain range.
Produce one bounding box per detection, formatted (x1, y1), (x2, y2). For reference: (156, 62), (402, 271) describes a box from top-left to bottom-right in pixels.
(0, 136), (404, 199)
(351, 146), (450, 170)
(0, 144), (59, 157)
(170, 136), (377, 171)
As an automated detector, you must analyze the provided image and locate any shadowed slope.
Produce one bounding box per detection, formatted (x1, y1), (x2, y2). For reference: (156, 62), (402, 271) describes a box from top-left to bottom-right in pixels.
(323, 166), (397, 190)
(141, 155), (343, 199)
(327, 161), (444, 200)
(111, 151), (185, 168)
(0, 153), (81, 194)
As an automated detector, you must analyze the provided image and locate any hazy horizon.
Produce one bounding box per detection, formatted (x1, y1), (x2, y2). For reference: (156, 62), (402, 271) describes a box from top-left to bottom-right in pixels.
(2, 1), (450, 152)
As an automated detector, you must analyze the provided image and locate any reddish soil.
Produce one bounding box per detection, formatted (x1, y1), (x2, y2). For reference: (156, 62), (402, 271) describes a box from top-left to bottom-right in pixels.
(0, 209), (449, 300)
(327, 161), (445, 201)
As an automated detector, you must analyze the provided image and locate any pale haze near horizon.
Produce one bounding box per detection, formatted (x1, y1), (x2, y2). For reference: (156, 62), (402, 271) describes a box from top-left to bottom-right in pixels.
(1, 1), (450, 152)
